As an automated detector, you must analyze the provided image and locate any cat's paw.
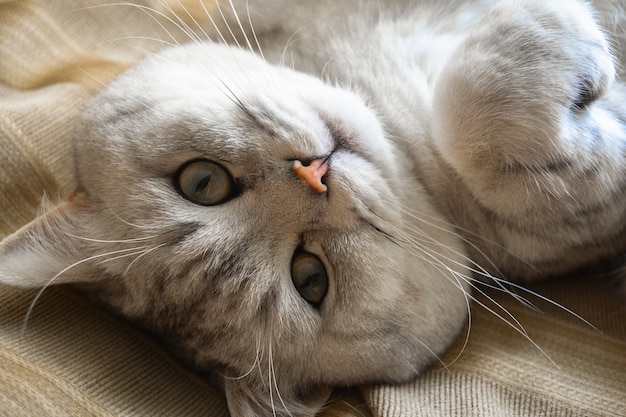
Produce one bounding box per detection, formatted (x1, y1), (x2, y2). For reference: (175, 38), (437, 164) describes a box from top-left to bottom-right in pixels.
(511, 0), (616, 111)
(433, 0), (616, 175)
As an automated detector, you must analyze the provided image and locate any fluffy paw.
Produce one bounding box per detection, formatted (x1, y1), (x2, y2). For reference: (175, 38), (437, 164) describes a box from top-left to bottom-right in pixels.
(433, 0), (616, 173)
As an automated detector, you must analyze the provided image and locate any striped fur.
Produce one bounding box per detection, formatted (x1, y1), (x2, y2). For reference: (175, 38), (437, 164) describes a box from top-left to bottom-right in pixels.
(1, 0), (625, 415)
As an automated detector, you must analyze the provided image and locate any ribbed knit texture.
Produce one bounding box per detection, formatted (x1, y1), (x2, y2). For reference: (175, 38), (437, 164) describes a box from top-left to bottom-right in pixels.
(1, 1), (624, 416)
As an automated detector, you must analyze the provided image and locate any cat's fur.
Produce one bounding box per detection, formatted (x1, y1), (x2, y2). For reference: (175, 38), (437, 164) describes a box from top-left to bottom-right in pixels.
(1, 0), (626, 415)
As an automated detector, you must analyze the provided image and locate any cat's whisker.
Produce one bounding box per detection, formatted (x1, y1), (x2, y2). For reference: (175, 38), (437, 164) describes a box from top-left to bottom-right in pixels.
(441, 267), (557, 366)
(109, 208), (158, 231)
(98, 36), (178, 49)
(154, 0), (209, 46)
(373, 215), (561, 366)
(267, 339), (279, 417)
(442, 288), (474, 369)
(62, 232), (159, 244)
(469, 288), (559, 368)
(79, 3), (186, 48)
(168, 0), (213, 43)
(95, 246), (152, 266)
(20, 246), (150, 335)
(489, 277), (600, 331)
(386, 198), (513, 276)
(384, 203), (598, 331)
(280, 24), (310, 68)
(320, 59), (336, 84)
(214, 0), (243, 51)
(385, 199), (553, 312)
(222, 332), (262, 381)
(123, 242), (170, 276)
(244, 0), (265, 61)
(201, 0), (229, 45)
(337, 399), (369, 417)
(375, 209), (496, 282)
(366, 218), (474, 368)
(225, 0), (257, 56)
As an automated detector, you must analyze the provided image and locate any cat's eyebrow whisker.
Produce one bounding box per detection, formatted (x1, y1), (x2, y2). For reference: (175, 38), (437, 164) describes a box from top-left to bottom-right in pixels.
(320, 59), (336, 84)
(280, 24), (310, 68)
(93, 3), (267, 128)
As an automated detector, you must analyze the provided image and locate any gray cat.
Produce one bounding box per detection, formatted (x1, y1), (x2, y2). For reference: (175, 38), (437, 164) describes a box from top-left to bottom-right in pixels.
(1, 0), (625, 415)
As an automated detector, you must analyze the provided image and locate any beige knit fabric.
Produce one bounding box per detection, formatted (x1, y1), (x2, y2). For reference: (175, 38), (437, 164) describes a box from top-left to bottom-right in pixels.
(0, 1), (624, 416)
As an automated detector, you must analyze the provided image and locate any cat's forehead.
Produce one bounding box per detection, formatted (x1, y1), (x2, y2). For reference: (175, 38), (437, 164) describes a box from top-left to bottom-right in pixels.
(76, 41), (399, 211)
(79, 43), (336, 168)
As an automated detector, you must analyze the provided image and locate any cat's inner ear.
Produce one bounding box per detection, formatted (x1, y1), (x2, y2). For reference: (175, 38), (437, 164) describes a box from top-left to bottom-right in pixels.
(0, 191), (97, 288)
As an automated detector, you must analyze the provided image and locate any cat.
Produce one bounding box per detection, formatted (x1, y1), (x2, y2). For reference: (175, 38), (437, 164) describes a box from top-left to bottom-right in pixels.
(1, 0), (626, 415)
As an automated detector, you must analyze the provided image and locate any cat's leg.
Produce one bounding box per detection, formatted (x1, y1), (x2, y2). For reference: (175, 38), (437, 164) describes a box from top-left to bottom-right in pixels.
(432, 0), (626, 275)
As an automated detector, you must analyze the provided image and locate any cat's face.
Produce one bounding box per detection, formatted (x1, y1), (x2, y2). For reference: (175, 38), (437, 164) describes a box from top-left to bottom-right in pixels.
(1, 43), (469, 415)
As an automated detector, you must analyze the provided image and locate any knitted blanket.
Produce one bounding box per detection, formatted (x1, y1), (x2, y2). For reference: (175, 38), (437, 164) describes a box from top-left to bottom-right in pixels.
(1, 1), (624, 416)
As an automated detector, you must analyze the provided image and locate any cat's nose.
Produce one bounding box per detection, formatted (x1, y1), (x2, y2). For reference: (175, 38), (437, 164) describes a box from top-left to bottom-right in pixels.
(293, 158), (329, 193)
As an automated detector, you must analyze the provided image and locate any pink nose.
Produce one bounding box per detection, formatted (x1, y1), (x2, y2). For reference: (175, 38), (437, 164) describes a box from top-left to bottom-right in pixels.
(293, 159), (329, 193)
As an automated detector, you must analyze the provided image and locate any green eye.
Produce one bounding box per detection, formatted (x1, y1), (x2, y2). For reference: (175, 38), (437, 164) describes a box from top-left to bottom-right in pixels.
(176, 160), (233, 206)
(291, 251), (328, 306)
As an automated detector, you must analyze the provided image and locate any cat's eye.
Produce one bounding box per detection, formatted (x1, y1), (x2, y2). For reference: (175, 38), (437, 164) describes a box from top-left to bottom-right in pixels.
(175, 159), (234, 206)
(291, 251), (328, 306)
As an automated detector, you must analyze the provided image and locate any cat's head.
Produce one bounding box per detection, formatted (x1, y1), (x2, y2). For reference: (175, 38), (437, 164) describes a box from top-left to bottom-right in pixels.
(0, 43), (469, 416)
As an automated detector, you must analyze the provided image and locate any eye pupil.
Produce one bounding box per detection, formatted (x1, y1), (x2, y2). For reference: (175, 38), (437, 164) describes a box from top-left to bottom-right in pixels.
(195, 175), (212, 193)
(175, 160), (233, 206)
(291, 251), (328, 306)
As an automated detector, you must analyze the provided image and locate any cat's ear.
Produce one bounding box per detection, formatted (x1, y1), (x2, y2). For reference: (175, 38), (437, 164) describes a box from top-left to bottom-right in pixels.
(0, 191), (97, 288)
(223, 376), (331, 417)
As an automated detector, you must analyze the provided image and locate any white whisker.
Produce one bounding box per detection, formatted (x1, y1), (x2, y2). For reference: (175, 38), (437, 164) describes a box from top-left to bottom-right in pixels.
(76, 3), (185, 47)
(20, 246), (150, 335)
(95, 246), (151, 265)
(374, 210), (560, 366)
(215, 0), (242, 50)
(270, 336), (295, 416)
(63, 232), (158, 244)
(227, 0), (255, 54)
(171, 0), (212, 42)
(123, 242), (169, 276)
(245, 0), (265, 61)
